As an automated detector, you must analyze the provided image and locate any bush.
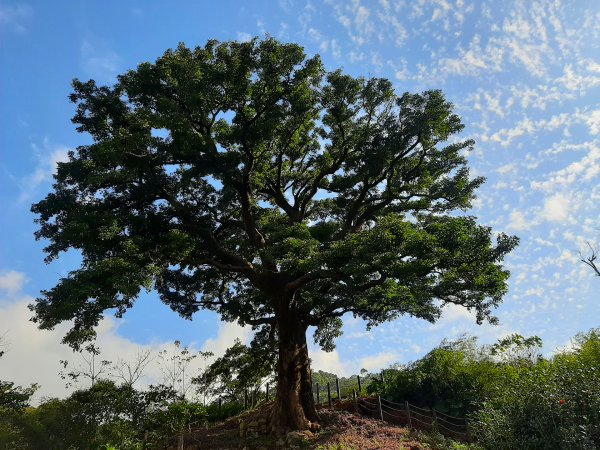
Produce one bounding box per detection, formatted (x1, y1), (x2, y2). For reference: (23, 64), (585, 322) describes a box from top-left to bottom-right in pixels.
(371, 329), (599, 449)
(470, 329), (600, 449)
(206, 401), (245, 422)
(145, 400), (208, 446)
(368, 336), (500, 417)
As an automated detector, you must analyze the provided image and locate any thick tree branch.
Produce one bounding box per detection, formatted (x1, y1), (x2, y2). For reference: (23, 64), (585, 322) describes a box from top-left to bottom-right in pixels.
(196, 257), (254, 273)
(160, 189), (255, 273)
(244, 316), (277, 326)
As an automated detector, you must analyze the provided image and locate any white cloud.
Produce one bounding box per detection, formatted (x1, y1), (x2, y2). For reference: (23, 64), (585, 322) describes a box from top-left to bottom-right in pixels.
(440, 303), (476, 322)
(236, 31), (253, 42)
(556, 63), (600, 92)
(18, 138), (70, 203)
(509, 83), (575, 110)
(501, 11), (552, 78)
(309, 347), (347, 375)
(497, 163), (516, 175)
(308, 346), (398, 377)
(539, 193), (573, 223)
(377, 12), (408, 47)
(0, 270), (27, 293)
(429, 303), (514, 344)
(0, 3), (33, 32)
(80, 39), (121, 82)
(532, 141), (600, 191)
(390, 58), (409, 81)
(330, 39), (341, 59)
(0, 270), (253, 402)
(358, 352), (398, 372)
(278, 0), (294, 12)
(487, 112), (584, 147)
(507, 210), (531, 231)
(440, 34), (504, 77)
(201, 321), (252, 356)
(585, 110), (600, 135)
(0, 295), (145, 401)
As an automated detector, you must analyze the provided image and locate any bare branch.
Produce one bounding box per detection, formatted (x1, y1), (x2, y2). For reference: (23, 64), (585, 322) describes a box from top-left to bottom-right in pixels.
(581, 242), (600, 277)
(112, 349), (154, 387)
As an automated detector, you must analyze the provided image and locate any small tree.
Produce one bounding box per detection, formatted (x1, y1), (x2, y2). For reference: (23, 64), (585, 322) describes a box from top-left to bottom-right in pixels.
(59, 344), (111, 388)
(31, 38), (517, 431)
(157, 340), (212, 399)
(0, 342), (38, 410)
(195, 331), (275, 405)
(490, 333), (543, 365)
(112, 348), (154, 387)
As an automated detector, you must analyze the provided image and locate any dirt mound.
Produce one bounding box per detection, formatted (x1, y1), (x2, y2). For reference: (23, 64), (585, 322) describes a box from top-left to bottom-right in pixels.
(313, 409), (427, 450)
(170, 404), (429, 449)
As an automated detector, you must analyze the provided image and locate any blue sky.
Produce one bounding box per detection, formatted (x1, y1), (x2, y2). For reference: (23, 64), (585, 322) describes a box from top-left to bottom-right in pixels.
(1, 0), (599, 399)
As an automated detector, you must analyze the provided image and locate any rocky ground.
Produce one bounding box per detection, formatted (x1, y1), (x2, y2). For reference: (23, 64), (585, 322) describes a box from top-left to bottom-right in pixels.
(166, 401), (431, 449)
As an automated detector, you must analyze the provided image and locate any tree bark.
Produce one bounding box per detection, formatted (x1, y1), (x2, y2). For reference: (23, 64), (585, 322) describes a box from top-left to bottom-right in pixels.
(270, 304), (319, 433)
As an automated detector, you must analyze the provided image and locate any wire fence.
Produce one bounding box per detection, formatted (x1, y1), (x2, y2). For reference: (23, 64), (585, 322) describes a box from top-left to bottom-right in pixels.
(355, 396), (471, 441)
(309, 373), (471, 442)
(165, 372), (471, 447)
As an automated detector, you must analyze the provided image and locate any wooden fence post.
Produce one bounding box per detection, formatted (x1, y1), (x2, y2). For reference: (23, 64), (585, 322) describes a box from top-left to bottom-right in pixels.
(377, 395), (384, 421)
(335, 377), (341, 401)
(405, 401), (412, 428)
(327, 382), (332, 407)
(357, 375), (362, 394)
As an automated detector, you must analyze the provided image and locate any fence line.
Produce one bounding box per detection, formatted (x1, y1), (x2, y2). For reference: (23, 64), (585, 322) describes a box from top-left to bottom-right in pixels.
(308, 373), (470, 441)
(166, 371), (471, 446)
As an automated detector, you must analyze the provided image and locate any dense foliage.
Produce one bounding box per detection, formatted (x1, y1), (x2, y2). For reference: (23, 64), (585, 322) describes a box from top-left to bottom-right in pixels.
(0, 380), (243, 449)
(194, 332), (275, 404)
(369, 329), (600, 449)
(30, 37), (517, 429)
(472, 329), (600, 449)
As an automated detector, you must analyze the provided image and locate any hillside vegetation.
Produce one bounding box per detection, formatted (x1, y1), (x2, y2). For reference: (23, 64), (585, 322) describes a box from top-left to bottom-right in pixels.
(1, 328), (598, 449)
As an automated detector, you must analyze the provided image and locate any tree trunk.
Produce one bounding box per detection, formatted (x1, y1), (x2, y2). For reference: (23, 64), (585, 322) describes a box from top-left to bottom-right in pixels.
(270, 306), (319, 433)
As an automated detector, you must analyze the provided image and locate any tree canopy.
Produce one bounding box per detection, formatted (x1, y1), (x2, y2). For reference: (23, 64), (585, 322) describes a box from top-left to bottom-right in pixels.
(31, 37), (517, 431)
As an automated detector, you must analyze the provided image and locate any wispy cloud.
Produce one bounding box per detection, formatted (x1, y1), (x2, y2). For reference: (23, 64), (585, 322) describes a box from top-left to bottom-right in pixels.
(531, 141), (600, 192)
(17, 138), (70, 204)
(0, 2), (33, 33)
(236, 31), (253, 42)
(80, 38), (121, 82)
(0, 270), (27, 293)
(538, 193), (575, 224)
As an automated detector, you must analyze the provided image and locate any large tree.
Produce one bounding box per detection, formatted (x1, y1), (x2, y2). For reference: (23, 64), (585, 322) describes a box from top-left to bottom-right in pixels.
(31, 38), (518, 432)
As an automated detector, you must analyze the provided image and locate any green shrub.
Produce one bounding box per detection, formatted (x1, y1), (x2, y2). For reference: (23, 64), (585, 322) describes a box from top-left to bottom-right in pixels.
(369, 336), (500, 417)
(206, 401), (245, 422)
(470, 329), (599, 449)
